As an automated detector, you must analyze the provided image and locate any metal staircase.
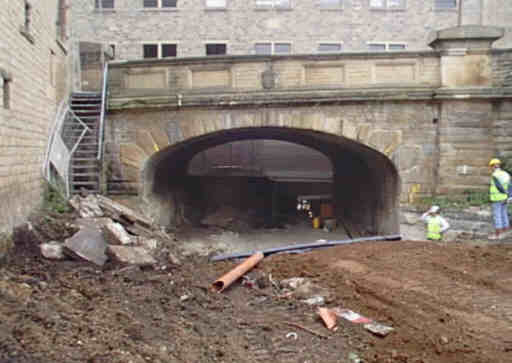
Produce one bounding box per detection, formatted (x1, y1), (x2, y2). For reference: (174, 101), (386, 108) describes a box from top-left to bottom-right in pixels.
(68, 92), (102, 194)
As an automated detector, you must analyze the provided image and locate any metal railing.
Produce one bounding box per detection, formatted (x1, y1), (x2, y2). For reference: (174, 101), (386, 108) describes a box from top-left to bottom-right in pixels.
(44, 100), (90, 198)
(98, 61), (109, 161)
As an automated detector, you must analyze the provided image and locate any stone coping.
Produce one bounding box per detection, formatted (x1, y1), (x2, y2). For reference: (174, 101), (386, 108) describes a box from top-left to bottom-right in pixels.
(108, 87), (512, 110)
(108, 50), (441, 69)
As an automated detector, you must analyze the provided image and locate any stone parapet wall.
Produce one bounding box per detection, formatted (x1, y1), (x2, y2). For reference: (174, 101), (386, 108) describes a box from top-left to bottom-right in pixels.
(0, 1), (72, 256)
(107, 52), (442, 96)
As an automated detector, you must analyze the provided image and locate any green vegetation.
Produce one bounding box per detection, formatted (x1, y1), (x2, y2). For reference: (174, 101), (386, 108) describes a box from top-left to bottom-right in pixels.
(415, 189), (489, 211)
(416, 189), (512, 213)
(42, 182), (71, 214)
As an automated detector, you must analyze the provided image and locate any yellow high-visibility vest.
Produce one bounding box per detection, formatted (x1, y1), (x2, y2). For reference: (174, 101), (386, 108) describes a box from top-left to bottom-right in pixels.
(427, 216), (442, 240)
(490, 169), (510, 202)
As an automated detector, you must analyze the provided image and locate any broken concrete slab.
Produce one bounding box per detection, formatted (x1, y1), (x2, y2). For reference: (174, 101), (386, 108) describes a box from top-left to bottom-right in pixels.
(69, 194), (104, 218)
(107, 245), (157, 266)
(364, 322), (394, 337)
(40, 241), (65, 260)
(96, 195), (153, 229)
(103, 219), (134, 245)
(64, 219), (108, 266)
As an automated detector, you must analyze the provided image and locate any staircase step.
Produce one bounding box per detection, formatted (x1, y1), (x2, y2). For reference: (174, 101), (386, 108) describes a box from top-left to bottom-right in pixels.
(72, 157), (97, 161)
(72, 92), (101, 97)
(71, 102), (101, 106)
(75, 151), (98, 156)
(71, 165), (99, 173)
(72, 173), (100, 177)
(72, 181), (99, 186)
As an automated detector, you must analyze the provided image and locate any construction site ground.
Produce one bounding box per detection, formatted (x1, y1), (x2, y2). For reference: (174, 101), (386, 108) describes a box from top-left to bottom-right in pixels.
(1, 208), (512, 363)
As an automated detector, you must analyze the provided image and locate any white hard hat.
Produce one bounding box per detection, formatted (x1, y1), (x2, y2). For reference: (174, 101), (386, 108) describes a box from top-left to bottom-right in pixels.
(430, 205), (440, 213)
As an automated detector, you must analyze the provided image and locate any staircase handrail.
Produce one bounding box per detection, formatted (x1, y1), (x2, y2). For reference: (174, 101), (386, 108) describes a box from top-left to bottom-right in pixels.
(66, 108), (90, 197)
(98, 62), (109, 161)
(43, 99), (67, 180)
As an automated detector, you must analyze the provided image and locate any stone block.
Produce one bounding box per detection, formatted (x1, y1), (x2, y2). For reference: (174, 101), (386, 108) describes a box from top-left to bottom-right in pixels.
(107, 245), (156, 266)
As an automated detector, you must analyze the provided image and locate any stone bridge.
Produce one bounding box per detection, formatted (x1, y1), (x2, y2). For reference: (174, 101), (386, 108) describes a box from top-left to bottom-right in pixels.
(101, 26), (512, 236)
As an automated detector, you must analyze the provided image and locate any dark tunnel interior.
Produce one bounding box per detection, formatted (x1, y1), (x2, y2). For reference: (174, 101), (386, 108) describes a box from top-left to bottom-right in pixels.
(143, 127), (401, 236)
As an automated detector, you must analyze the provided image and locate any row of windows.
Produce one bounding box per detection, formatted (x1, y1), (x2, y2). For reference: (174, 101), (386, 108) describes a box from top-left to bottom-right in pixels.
(95, 0), (457, 10)
(141, 41), (407, 58)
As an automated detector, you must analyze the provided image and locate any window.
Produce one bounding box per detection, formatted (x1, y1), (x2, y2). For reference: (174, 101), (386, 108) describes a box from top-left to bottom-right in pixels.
(143, 0), (177, 8)
(370, 0), (405, 9)
(1, 69), (12, 109)
(255, 0), (291, 9)
(435, 0), (456, 9)
(143, 43), (177, 58)
(320, 0), (343, 8)
(95, 0), (114, 9)
(162, 44), (177, 57)
(143, 44), (158, 58)
(274, 43), (291, 54)
(206, 43), (227, 55)
(109, 44), (116, 59)
(206, 0), (226, 8)
(20, 1), (34, 43)
(388, 43), (406, 50)
(254, 42), (291, 55)
(368, 42), (406, 51)
(56, 0), (68, 41)
(24, 1), (31, 31)
(318, 43), (343, 53)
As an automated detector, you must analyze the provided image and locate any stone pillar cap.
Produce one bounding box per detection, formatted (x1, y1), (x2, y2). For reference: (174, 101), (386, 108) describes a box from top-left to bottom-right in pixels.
(428, 25), (504, 50)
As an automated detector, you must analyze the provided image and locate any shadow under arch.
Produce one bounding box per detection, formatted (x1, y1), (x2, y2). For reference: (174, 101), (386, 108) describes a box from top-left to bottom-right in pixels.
(143, 126), (401, 236)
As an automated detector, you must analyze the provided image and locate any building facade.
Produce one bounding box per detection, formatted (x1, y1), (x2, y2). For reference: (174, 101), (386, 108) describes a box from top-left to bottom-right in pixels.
(71, 0), (512, 61)
(0, 0), (72, 246)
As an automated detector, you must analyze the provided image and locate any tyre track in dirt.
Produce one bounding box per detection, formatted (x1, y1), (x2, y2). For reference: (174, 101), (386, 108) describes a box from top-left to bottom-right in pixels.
(261, 240), (512, 362)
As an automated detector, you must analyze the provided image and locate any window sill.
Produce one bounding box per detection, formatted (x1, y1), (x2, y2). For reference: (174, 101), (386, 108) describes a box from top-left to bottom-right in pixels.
(319, 7), (344, 11)
(369, 8), (407, 11)
(204, 7), (227, 11)
(19, 27), (35, 44)
(254, 7), (293, 11)
(93, 9), (116, 13)
(139, 8), (178, 12)
(433, 8), (457, 12)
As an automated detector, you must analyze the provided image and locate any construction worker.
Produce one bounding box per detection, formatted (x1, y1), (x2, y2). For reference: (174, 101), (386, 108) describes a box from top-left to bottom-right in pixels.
(421, 205), (450, 241)
(488, 158), (511, 240)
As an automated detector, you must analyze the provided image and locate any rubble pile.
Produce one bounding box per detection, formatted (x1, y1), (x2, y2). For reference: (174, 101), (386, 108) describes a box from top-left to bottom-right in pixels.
(38, 194), (181, 268)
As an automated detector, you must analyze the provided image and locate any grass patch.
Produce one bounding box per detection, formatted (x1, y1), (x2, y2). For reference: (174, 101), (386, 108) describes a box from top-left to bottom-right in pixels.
(414, 190), (489, 211)
(415, 189), (512, 213)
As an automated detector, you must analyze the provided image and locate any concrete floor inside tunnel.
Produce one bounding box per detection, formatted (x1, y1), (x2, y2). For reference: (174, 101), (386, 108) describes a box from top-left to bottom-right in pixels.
(183, 176), (335, 230)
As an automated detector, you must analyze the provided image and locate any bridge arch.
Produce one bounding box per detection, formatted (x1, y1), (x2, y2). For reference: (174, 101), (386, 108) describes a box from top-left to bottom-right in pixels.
(142, 126), (400, 236)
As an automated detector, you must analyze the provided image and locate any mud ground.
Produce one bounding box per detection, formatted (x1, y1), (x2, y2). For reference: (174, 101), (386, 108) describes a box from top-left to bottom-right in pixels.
(1, 210), (512, 363)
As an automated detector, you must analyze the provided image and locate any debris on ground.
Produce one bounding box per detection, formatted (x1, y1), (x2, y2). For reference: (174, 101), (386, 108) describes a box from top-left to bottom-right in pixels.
(1, 196), (512, 362)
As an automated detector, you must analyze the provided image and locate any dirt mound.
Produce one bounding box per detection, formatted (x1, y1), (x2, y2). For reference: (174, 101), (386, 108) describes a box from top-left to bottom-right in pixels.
(1, 209), (512, 363)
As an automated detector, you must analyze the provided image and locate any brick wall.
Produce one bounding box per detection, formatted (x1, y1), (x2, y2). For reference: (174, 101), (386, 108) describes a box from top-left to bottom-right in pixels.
(71, 0), (512, 61)
(0, 0), (72, 255)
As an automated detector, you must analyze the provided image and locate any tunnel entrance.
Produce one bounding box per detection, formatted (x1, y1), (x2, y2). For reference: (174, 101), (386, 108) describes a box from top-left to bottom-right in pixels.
(143, 127), (400, 237)
(185, 140), (334, 231)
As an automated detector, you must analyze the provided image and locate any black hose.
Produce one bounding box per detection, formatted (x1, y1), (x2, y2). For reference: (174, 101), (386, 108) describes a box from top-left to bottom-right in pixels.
(209, 234), (402, 262)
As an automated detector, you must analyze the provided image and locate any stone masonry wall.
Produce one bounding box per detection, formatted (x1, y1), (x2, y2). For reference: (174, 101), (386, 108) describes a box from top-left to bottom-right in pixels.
(70, 0), (512, 61)
(103, 101), (438, 204)
(0, 0), (72, 257)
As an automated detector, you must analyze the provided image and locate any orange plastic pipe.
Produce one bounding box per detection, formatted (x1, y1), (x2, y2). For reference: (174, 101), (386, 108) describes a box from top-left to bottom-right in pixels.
(211, 252), (264, 293)
(318, 307), (337, 331)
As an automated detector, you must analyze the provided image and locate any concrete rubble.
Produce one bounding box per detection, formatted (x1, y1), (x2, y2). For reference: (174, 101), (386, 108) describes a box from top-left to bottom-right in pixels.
(40, 241), (65, 260)
(60, 194), (169, 266)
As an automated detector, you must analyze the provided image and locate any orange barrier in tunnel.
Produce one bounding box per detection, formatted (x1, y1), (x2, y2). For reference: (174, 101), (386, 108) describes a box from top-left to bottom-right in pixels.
(211, 252), (264, 293)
